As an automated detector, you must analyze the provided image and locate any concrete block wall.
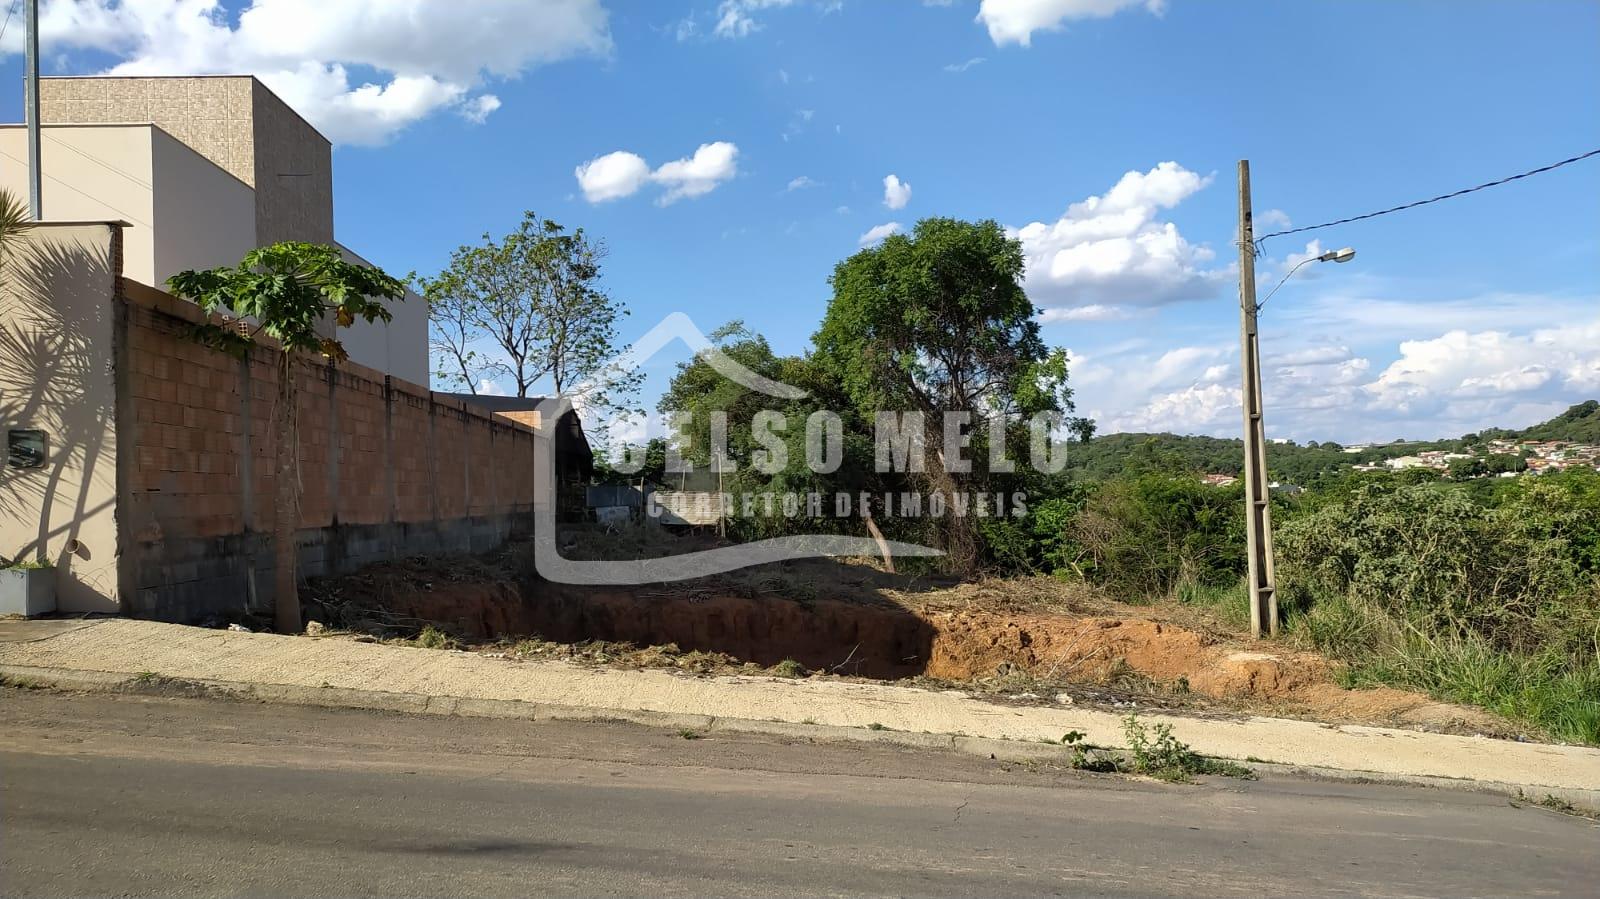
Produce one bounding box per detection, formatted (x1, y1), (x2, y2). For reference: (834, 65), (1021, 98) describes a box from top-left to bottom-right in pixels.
(116, 281), (544, 623)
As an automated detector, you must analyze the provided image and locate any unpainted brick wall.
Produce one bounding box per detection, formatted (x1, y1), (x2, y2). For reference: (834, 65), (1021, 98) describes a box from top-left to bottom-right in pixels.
(117, 281), (542, 621)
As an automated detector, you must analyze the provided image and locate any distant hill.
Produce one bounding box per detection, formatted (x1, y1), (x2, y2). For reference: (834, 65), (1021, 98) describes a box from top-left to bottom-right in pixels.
(1072, 400), (1599, 486)
(1061, 431), (1446, 486)
(1497, 400), (1600, 444)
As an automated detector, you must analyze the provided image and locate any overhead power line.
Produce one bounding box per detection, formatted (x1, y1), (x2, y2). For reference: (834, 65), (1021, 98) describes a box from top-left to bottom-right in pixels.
(1254, 147), (1600, 254)
(0, 0), (19, 44)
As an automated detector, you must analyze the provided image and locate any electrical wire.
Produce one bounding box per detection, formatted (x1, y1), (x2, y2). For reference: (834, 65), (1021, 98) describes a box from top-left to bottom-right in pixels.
(1254, 148), (1600, 254)
(0, 0), (20, 45)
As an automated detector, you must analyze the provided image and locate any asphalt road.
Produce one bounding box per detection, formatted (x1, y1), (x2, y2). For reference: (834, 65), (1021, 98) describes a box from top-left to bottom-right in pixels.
(0, 688), (1594, 897)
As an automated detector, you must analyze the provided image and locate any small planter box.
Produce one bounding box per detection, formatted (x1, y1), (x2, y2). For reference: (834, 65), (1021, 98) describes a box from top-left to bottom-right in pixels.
(0, 567), (55, 617)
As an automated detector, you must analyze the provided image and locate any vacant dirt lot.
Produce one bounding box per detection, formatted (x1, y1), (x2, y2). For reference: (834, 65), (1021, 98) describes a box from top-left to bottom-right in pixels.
(296, 543), (1513, 737)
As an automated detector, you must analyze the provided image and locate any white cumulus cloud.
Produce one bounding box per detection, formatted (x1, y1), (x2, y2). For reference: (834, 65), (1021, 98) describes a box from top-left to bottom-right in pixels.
(1364, 322), (1600, 417)
(1012, 161), (1225, 312)
(883, 174), (913, 210)
(7, 0), (613, 146)
(575, 151), (653, 203)
(859, 222), (902, 245)
(977, 0), (1165, 47)
(651, 141), (741, 205)
(575, 141), (740, 205)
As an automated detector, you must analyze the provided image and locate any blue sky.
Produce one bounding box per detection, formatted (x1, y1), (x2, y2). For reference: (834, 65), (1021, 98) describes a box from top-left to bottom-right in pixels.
(4, 0), (1598, 443)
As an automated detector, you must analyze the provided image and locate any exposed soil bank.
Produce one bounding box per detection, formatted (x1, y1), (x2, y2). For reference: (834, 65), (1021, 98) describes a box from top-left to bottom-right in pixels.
(316, 572), (1508, 734)
(350, 583), (933, 678)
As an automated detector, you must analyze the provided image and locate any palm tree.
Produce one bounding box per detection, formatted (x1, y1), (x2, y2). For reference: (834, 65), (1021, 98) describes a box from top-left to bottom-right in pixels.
(0, 188), (33, 268)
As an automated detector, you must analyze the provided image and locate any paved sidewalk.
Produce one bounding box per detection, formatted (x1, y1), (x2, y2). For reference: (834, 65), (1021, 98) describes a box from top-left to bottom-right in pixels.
(3, 618), (1597, 807)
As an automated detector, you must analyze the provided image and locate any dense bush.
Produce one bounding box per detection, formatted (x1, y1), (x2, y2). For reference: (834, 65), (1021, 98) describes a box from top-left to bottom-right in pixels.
(1277, 471), (1600, 743)
(1277, 483), (1587, 652)
(1068, 473), (1245, 597)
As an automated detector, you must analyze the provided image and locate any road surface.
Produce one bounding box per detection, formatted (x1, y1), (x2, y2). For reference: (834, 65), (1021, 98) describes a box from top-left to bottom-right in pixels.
(1, 688), (1594, 896)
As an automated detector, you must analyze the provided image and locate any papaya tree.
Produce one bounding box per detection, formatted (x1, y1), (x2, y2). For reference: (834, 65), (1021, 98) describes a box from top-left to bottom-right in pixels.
(169, 243), (404, 634)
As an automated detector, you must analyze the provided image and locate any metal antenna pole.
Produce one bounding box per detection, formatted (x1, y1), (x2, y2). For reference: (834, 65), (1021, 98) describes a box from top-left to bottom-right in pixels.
(24, 0), (42, 219)
(1237, 160), (1277, 638)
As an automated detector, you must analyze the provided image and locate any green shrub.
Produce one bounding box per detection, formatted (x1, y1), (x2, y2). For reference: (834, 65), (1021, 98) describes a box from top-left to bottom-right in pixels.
(1279, 478), (1600, 744)
(413, 625), (461, 651)
(1122, 715), (1253, 782)
(1070, 474), (1245, 597)
(1278, 483), (1591, 653)
(769, 658), (808, 678)
(976, 491), (1092, 577)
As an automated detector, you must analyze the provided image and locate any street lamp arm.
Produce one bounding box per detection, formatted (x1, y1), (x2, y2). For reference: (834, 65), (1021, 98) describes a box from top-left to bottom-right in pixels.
(1255, 257), (1315, 311)
(1255, 246), (1355, 312)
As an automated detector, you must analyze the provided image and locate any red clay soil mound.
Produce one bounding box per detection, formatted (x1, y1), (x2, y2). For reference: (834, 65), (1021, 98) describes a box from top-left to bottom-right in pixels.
(922, 610), (1503, 732)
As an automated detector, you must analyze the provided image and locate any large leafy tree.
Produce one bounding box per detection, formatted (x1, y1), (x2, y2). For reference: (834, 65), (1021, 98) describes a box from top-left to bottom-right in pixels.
(169, 243), (404, 634)
(418, 212), (639, 433)
(814, 217), (1081, 571)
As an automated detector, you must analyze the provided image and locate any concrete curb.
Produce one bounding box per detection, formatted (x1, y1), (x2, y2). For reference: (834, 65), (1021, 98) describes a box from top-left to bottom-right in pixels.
(5, 662), (1597, 815)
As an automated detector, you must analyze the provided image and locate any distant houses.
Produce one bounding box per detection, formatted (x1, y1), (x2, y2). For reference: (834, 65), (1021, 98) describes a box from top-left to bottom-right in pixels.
(1349, 439), (1600, 477)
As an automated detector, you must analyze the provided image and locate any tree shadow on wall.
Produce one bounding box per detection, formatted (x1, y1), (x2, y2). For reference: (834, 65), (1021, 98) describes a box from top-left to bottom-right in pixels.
(0, 235), (116, 592)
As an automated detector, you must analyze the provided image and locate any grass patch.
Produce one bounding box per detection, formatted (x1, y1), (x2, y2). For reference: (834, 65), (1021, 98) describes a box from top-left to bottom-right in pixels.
(1285, 595), (1600, 745)
(0, 673), (44, 690)
(676, 728), (703, 740)
(1172, 578), (1251, 633)
(413, 625), (462, 651)
(768, 658), (808, 678)
(1513, 790), (1598, 820)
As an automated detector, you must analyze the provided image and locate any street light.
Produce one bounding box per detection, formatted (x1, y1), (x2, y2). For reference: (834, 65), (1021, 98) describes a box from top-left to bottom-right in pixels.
(1257, 246), (1357, 311)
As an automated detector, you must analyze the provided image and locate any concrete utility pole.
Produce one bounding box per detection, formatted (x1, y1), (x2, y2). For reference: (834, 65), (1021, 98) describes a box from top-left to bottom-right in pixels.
(1236, 160), (1277, 638)
(24, 0), (42, 219)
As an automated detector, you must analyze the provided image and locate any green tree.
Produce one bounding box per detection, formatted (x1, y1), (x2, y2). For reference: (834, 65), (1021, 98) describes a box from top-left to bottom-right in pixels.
(657, 322), (783, 465)
(1484, 453), (1528, 475)
(169, 243), (404, 634)
(417, 213), (638, 434)
(813, 217), (1078, 571)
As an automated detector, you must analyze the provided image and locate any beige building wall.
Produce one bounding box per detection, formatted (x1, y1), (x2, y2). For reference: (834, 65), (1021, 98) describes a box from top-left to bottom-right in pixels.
(40, 75), (334, 248)
(149, 128), (258, 284)
(0, 124), (256, 289)
(0, 124), (156, 284)
(336, 244), (430, 386)
(0, 224), (122, 613)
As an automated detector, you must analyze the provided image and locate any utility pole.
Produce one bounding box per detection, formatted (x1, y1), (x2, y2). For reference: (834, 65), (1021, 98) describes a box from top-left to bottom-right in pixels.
(1236, 160), (1277, 638)
(24, 0), (42, 219)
